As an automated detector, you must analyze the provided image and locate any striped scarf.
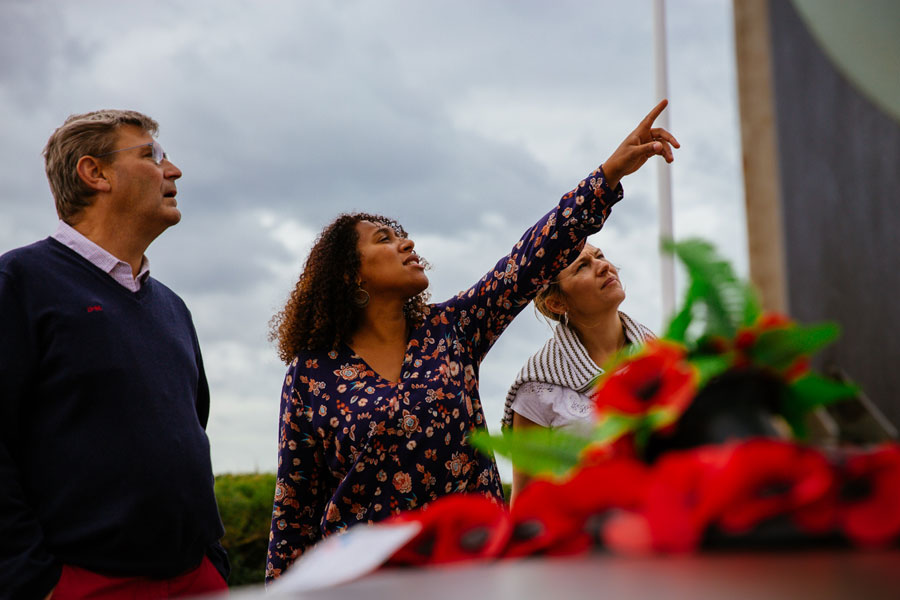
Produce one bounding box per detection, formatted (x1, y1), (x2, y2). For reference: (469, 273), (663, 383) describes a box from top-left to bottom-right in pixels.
(500, 312), (655, 429)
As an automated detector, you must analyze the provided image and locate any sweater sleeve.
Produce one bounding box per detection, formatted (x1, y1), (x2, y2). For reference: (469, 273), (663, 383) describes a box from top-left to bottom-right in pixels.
(440, 165), (622, 363)
(266, 358), (330, 582)
(0, 271), (62, 599)
(190, 322), (211, 429)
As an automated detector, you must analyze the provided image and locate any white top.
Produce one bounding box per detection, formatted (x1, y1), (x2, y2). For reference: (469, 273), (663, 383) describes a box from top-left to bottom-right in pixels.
(501, 313), (655, 430)
(509, 381), (595, 436)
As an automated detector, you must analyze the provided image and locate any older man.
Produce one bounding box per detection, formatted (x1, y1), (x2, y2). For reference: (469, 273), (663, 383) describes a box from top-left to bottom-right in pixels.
(0, 111), (228, 599)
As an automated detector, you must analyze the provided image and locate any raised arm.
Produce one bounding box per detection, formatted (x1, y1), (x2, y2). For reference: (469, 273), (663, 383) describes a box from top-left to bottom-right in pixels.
(441, 100), (679, 363)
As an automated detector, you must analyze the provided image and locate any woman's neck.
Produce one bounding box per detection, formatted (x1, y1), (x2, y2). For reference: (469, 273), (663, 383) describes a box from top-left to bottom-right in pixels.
(352, 298), (408, 347)
(569, 309), (625, 369)
(349, 298), (409, 382)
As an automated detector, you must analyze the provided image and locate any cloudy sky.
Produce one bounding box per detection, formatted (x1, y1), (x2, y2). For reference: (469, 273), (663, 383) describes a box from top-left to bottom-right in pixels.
(0, 0), (747, 477)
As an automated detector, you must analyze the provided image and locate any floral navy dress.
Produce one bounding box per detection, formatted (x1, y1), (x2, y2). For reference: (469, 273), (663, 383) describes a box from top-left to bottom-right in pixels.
(266, 166), (623, 579)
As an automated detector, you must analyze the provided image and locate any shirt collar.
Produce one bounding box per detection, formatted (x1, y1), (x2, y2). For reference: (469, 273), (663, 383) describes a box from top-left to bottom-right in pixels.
(52, 220), (150, 289)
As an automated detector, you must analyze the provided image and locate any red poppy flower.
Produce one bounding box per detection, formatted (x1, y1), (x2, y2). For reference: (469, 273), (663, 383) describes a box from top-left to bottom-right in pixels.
(592, 341), (696, 420)
(837, 443), (900, 548)
(698, 334), (730, 355)
(637, 445), (728, 553)
(505, 478), (587, 557)
(757, 312), (792, 329)
(601, 510), (654, 556)
(732, 313), (813, 381)
(734, 330), (756, 352)
(580, 435), (637, 463)
(697, 439), (837, 535)
(504, 458), (650, 558)
(736, 313), (793, 351)
(563, 458), (649, 517)
(782, 356), (810, 382)
(387, 493), (511, 566)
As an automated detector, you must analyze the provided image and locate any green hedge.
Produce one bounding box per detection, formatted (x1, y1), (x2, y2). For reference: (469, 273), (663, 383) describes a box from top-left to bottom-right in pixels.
(214, 472), (275, 587)
(214, 473), (513, 588)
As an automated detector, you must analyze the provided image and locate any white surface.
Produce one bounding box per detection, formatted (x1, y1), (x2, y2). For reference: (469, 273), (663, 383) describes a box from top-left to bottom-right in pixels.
(266, 521), (422, 595)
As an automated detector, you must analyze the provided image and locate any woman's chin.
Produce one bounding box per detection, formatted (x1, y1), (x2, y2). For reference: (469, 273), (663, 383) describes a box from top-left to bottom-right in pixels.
(606, 285), (626, 305)
(407, 275), (430, 297)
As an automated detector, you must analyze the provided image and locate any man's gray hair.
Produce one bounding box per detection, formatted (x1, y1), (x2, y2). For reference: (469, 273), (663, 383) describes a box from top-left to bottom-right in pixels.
(43, 109), (159, 222)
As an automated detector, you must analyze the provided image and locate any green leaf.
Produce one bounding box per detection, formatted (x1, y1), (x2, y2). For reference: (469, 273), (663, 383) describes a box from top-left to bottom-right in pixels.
(689, 353), (733, 386)
(749, 323), (840, 370)
(780, 397), (809, 440)
(664, 284), (696, 342)
(780, 373), (858, 438)
(788, 373), (859, 411)
(591, 413), (640, 445)
(643, 407), (680, 430)
(742, 289), (763, 327)
(589, 410), (679, 455)
(469, 427), (591, 477)
(662, 239), (761, 342)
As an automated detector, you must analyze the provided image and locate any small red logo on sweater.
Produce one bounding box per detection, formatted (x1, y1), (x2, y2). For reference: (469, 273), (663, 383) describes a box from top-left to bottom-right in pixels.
(86, 305), (103, 313)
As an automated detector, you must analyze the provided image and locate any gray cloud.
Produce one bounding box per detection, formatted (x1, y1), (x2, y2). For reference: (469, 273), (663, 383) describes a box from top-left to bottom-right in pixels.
(1, 0), (745, 475)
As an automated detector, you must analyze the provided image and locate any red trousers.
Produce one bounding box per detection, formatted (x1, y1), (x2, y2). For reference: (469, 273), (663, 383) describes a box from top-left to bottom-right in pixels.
(51, 556), (228, 599)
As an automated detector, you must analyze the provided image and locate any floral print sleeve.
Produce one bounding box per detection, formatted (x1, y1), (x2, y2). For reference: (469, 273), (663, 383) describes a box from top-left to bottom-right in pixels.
(439, 165), (622, 362)
(266, 165), (622, 582)
(266, 356), (329, 579)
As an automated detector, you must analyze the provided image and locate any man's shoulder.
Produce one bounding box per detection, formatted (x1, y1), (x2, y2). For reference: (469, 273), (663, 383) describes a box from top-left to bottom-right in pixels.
(144, 275), (188, 305)
(0, 237), (54, 262)
(0, 238), (57, 275)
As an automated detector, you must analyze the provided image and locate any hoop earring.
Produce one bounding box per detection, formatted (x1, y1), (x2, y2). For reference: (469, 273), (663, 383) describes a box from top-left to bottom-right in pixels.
(352, 287), (370, 307)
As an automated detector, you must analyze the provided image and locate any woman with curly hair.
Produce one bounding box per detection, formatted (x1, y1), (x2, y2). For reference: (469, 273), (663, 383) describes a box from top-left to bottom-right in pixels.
(266, 100), (678, 579)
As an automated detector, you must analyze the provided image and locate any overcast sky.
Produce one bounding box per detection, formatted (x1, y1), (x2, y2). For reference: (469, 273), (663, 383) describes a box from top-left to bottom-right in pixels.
(0, 0), (747, 477)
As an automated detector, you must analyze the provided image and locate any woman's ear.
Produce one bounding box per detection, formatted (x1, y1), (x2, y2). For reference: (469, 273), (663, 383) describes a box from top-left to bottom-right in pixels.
(75, 155), (112, 193)
(544, 294), (567, 317)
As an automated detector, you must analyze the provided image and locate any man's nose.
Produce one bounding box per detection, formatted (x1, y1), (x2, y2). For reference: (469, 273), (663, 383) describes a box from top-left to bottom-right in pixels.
(164, 160), (182, 181)
(401, 238), (415, 252)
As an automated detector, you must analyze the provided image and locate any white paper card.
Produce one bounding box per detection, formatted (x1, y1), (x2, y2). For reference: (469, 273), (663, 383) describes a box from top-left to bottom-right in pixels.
(268, 520), (422, 594)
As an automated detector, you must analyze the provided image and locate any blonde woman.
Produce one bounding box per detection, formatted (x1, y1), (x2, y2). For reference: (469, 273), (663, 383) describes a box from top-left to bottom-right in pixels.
(501, 245), (654, 501)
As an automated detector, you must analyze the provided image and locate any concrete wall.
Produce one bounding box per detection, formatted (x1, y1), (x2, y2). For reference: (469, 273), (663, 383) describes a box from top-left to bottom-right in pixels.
(767, 0), (900, 426)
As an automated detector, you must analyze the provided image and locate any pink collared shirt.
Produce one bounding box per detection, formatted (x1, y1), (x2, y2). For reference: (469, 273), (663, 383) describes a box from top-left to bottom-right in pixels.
(51, 221), (150, 292)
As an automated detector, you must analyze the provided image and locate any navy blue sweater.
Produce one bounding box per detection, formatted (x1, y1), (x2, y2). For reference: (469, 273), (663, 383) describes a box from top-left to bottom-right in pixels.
(0, 238), (227, 599)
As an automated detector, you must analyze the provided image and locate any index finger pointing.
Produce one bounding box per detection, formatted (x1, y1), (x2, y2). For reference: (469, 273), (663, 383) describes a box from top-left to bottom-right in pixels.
(640, 99), (669, 128)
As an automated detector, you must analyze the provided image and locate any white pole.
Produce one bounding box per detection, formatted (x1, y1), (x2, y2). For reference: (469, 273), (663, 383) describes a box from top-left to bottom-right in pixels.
(653, 0), (676, 320)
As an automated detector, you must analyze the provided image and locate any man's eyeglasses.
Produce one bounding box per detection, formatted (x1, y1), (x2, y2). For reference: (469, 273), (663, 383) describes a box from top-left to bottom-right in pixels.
(95, 140), (167, 165)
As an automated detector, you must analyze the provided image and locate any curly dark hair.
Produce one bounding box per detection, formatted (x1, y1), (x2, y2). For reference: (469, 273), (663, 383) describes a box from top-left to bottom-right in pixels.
(270, 212), (430, 363)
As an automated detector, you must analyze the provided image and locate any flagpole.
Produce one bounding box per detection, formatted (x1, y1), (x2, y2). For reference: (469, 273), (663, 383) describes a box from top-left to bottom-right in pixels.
(653, 0), (676, 320)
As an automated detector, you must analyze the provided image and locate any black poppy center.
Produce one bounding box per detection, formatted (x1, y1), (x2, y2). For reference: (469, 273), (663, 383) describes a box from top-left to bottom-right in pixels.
(459, 526), (491, 552)
(416, 535), (436, 556)
(840, 476), (874, 503)
(756, 479), (793, 499)
(635, 375), (664, 402)
(583, 512), (611, 542)
(512, 519), (545, 542)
